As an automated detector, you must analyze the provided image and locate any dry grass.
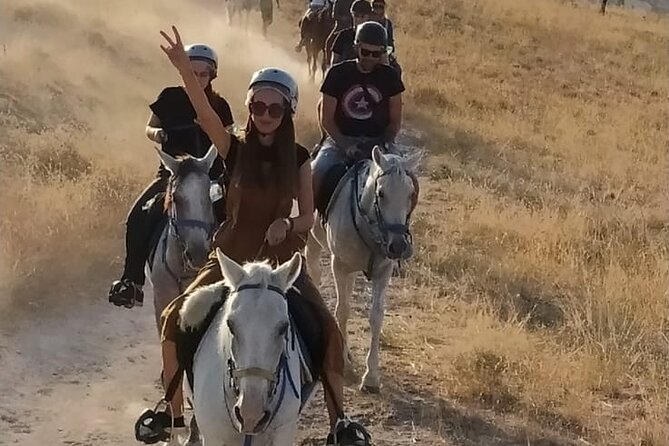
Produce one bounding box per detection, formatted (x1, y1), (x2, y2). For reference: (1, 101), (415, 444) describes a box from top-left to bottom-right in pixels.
(0, 0), (666, 443)
(0, 0), (320, 316)
(378, 0), (667, 444)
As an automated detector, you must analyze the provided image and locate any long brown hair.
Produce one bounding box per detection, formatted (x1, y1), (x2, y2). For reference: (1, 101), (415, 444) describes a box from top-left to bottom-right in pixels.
(232, 108), (298, 197)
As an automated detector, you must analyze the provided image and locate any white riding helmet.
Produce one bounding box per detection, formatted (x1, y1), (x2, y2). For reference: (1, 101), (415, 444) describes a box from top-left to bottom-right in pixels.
(247, 67), (299, 114)
(185, 43), (218, 77)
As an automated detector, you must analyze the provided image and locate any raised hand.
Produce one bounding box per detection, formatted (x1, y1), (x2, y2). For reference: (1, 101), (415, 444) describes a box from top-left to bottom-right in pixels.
(159, 25), (191, 73)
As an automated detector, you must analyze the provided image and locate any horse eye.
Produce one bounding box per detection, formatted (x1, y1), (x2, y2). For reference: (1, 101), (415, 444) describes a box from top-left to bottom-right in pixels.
(227, 319), (236, 336)
(378, 190), (385, 199)
(278, 322), (289, 337)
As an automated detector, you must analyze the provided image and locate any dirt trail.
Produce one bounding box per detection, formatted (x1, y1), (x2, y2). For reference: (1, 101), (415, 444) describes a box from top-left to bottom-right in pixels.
(0, 266), (456, 446)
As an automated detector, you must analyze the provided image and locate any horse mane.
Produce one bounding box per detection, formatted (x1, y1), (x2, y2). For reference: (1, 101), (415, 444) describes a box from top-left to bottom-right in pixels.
(179, 281), (228, 331)
(178, 259), (276, 331)
(380, 145), (425, 177)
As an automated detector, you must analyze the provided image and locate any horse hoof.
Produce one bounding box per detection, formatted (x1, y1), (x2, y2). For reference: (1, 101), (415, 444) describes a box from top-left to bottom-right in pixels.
(360, 384), (380, 394)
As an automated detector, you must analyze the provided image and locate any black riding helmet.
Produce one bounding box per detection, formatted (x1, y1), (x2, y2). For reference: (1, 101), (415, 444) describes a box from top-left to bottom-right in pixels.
(350, 0), (373, 15)
(354, 20), (388, 47)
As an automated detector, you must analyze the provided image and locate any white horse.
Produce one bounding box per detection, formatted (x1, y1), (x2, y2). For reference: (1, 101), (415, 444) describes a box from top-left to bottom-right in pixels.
(178, 249), (315, 445)
(306, 146), (421, 393)
(148, 147), (219, 332)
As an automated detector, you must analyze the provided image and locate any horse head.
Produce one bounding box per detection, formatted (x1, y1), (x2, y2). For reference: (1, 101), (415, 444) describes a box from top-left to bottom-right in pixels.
(157, 145), (218, 270)
(217, 249), (302, 434)
(361, 145), (421, 260)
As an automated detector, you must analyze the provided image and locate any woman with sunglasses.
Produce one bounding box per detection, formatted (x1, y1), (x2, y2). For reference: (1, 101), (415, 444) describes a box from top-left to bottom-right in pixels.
(133, 26), (370, 446)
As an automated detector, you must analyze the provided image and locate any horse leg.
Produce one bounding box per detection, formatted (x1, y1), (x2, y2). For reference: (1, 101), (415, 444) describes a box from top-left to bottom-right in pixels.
(361, 262), (393, 394)
(305, 45), (312, 77)
(331, 256), (355, 364)
(306, 45), (315, 81)
(152, 284), (180, 334)
(184, 414), (201, 446)
(320, 46), (328, 78)
(305, 230), (323, 287)
(311, 48), (318, 81)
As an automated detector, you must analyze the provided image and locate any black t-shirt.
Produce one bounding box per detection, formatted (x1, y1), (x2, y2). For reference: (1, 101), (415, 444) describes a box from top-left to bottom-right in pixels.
(331, 28), (356, 61)
(150, 86), (234, 158)
(150, 86), (234, 179)
(320, 60), (405, 138)
(333, 0), (354, 19)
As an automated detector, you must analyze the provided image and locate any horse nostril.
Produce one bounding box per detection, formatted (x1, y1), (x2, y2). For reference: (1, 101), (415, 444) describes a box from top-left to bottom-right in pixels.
(234, 405), (244, 427)
(389, 238), (407, 257)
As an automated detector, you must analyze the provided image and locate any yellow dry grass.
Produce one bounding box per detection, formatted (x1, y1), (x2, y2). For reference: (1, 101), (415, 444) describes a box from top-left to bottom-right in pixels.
(0, 0), (319, 316)
(0, 0), (666, 444)
(382, 0), (667, 444)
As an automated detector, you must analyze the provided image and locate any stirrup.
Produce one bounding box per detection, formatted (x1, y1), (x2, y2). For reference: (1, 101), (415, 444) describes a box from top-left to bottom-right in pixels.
(109, 279), (143, 308)
(134, 400), (183, 444)
(327, 417), (372, 446)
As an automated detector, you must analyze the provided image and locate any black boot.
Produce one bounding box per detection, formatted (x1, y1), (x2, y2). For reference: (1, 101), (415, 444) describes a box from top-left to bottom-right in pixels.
(108, 278), (144, 309)
(326, 418), (372, 446)
(135, 409), (185, 444)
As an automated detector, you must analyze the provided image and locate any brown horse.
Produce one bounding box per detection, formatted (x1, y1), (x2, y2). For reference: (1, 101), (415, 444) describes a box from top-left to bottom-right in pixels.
(299, 5), (335, 81)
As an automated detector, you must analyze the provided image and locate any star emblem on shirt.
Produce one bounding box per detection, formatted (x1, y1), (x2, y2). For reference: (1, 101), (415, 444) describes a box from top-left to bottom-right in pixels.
(354, 96), (370, 111)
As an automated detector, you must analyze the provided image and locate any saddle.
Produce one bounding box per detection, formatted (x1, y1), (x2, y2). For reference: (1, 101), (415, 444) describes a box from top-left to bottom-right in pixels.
(313, 140), (383, 220)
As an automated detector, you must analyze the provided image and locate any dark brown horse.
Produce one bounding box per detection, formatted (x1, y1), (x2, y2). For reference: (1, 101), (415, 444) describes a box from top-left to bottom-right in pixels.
(299, 5), (335, 81)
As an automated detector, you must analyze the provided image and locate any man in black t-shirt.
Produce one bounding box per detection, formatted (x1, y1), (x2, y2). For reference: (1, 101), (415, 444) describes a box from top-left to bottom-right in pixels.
(330, 0), (372, 65)
(312, 21), (404, 202)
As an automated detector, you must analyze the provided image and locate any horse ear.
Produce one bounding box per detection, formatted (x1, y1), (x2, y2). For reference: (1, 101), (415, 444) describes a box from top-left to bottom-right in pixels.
(156, 147), (180, 175)
(273, 252), (302, 291)
(198, 144), (218, 172)
(216, 248), (246, 289)
(372, 145), (386, 169)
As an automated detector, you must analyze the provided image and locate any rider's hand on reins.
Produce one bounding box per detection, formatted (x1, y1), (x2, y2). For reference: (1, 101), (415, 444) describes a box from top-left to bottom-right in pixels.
(159, 26), (191, 73)
(265, 219), (289, 246)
